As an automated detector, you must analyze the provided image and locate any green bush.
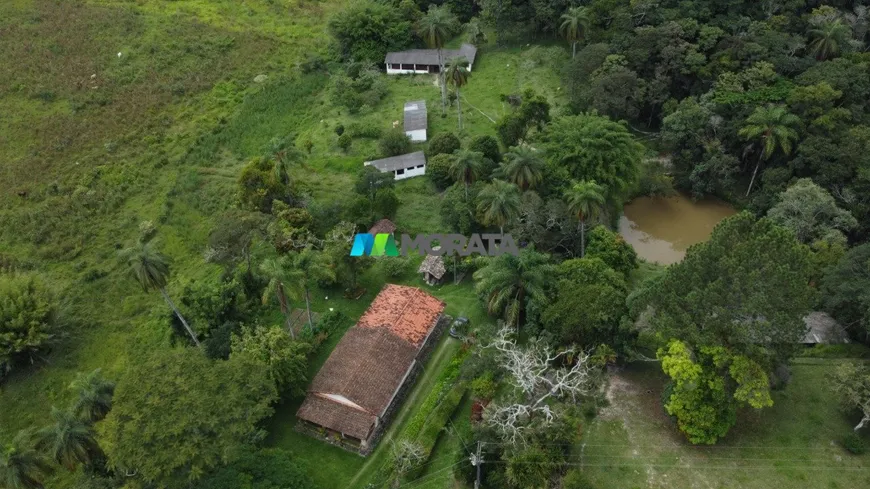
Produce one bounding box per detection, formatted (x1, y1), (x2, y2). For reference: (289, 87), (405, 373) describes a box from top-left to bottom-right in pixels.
(317, 309), (351, 335)
(379, 129), (412, 157)
(427, 132), (461, 157)
(402, 349), (468, 440)
(415, 383), (465, 456)
(470, 371), (497, 400)
(469, 134), (501, 163)
(843, 433), (867, 455)
(426, 153), (454, 190)
(562, 468), (597, 489)
(382, 256), (411, 278)
(346, 120), (383, 138)
(338, 133), (352, 153)
(0, 274), (58, 377)
(192, 448), (313, 489)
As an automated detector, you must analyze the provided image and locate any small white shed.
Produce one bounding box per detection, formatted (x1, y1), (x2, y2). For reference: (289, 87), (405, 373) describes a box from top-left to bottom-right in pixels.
(404, 100), (427, 142)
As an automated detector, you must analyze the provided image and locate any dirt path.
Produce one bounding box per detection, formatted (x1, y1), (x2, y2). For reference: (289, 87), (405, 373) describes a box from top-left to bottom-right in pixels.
(345, 336), (458, 489)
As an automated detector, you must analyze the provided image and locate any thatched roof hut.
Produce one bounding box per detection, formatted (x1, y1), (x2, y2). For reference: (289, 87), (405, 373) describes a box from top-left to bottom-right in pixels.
(418, 253), (446, 285)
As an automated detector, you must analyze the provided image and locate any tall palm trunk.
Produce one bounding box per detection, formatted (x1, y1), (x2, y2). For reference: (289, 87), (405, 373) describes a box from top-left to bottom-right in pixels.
(438, 48), (446, 116)
(515, 285), (525, 334)
(746, 150), (765, 197)
(304, 286), (314, 333)
(464, 180), (469, 201)
(159, 288), (201, 347)
(579, 219), (587, 257)
(572, 40), (577, 59)
(276, 284), (295, 339)
(457, 86), (463, 131)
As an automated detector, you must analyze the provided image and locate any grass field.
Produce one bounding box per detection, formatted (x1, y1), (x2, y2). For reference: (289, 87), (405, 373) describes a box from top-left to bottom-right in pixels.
(4, 3), (868, 489)
(582, 361), (870, 489)
(0, 0), (554, 446)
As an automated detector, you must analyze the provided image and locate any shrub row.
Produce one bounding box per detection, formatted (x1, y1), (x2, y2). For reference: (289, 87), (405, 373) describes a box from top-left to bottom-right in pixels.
(414, 383), (466, 457)
(401, 349), (468, 440)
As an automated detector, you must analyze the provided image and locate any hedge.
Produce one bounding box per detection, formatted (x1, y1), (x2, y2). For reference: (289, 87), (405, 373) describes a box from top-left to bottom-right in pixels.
(372, 348), (469, 487)
(414, 383), (466, 457)
(402, 349), (468, 440)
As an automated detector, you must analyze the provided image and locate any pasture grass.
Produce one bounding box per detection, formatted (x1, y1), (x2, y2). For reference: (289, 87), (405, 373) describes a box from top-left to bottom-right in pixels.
(581, 361), (870, 489)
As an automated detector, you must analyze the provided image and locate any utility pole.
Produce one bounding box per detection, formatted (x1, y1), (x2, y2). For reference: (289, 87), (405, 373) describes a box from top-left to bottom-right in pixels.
(470, 441), (484, 489)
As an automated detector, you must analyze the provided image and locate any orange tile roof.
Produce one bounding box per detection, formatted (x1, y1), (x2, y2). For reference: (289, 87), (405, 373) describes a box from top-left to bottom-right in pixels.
(357, 284), (445, 347)
(296, 285), (445, 439)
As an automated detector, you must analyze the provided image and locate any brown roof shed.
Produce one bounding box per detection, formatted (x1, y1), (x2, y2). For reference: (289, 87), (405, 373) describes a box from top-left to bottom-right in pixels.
(368, 218), (397, 236)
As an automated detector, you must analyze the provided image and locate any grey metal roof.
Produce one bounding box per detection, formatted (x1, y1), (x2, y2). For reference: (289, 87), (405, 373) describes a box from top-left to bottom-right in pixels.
(802, 311), (850, 344)
(366, 151), (426, 172)
(385, 44), (477, 67)
(404, 100), (427, 132)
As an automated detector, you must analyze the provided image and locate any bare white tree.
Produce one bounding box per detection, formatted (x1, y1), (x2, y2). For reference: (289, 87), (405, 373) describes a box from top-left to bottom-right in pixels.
(483, 326), (596, 444)
(832, 362), (870, 431)
(391, 440), (425, 487)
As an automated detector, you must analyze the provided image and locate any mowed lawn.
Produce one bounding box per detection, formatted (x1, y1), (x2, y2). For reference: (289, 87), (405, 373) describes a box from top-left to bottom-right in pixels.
(582, 361), (870, 489)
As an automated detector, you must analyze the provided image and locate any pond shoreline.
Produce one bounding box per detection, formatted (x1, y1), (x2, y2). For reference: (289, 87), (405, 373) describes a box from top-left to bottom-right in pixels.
(619, 193), (737, 265)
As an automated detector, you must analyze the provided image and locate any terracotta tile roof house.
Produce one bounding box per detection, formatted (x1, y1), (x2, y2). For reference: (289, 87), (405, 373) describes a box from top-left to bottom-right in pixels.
(296, 285), (446, 453)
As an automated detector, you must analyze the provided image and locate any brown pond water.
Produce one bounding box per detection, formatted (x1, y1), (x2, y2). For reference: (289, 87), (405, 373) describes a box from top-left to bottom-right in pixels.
(618, 194), (737, 265)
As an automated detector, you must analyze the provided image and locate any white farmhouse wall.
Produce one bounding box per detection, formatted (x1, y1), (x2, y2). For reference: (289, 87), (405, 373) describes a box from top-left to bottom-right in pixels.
(394, 165), (426, 181)
(386, 63), (431, 75)
(406, 129), (427, 142)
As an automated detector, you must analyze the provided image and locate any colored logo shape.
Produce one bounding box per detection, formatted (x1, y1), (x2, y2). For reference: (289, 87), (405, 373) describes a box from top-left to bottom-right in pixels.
(349, 234), (399, 256)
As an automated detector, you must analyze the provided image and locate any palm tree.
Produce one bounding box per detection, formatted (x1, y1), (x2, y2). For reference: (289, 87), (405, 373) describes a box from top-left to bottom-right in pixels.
(809, 18), (852, 60)
(69, 369), (114, 424)
(498, 145), (545, 191)
(738, 105), (801, 196)
(260, 255), (303, 339)
(36, 408), (102, 471)
(449, 150), (485, 201)
(559, 7), (591, 59)
(473, 249), (551, 331)
(290, 248), (335, 332)
(564, 180), (606, 257)
(121, 242), (200, 347)
(477, 180), (522, 234)
(445, 57), (470, 131)
(0, 430), (52, 489)
(267, 137), (303, 186)
(416, 5), (459, 116)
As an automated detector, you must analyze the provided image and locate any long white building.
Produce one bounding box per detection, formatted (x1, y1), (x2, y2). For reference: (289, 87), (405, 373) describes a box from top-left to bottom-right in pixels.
(385, 44), (477, 75)
(364, 152), (427, 181)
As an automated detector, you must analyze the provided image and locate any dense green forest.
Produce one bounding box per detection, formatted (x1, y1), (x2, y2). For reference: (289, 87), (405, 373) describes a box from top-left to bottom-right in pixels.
(2, 1), (870, 489)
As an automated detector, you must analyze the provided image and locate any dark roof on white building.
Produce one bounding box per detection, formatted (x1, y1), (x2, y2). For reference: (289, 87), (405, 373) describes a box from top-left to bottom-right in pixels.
(366, 152), (426, 173)
(386, 44), (477, 67)
(803, 312), (849, 344)
(404, 100), (427, 132)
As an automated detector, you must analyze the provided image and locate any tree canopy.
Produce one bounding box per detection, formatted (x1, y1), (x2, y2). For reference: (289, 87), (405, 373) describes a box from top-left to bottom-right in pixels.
(328, 0), (414, 63)
(539, 113), (644, 204)
(0, 274), (58, 377)
(641, 212), (815, 443)
(98, 349), (277, 483)
(767, 178), (857, 245)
